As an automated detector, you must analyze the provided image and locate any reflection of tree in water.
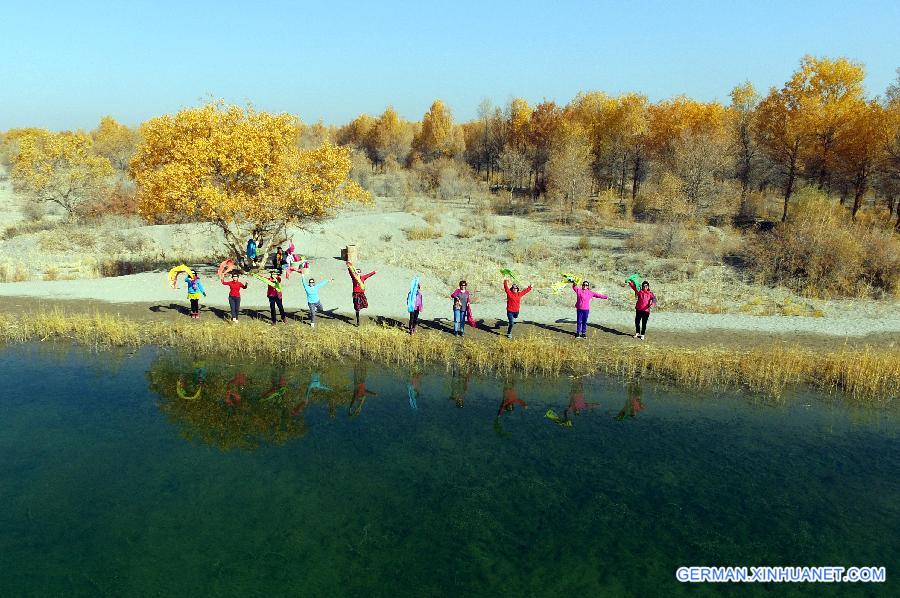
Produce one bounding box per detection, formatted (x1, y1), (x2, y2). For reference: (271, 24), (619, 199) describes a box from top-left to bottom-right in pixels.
(148, 355), (353, 450)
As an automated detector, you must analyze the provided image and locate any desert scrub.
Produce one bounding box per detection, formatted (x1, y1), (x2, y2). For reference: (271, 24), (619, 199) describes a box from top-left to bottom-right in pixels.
(405, 226), (443, 241)
(746, 189), (900, 298)
(1, 263), (31, 282)
(2, 218), (56, 240)
(0, 311), (896, 404)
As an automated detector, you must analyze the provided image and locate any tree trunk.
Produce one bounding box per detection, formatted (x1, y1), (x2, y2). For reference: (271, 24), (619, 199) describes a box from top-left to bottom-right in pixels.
(782, 161), (796, 223)
(851, 188), (864, 218)
(631, 154), (642, 201)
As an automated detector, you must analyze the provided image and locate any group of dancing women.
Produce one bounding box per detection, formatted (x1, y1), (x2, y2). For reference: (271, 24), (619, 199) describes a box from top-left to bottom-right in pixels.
(180, 238), (658, 340)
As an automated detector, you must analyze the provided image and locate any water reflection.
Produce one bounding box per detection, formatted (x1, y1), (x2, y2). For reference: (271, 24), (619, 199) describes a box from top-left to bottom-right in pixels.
(349, 365), (377, 418)
(448, 366), (469, 408)
(616, 382), (645, 421)
(407, 372), (420, 411)
(494, 379), (527, 437)
(149, 355), (315, 450)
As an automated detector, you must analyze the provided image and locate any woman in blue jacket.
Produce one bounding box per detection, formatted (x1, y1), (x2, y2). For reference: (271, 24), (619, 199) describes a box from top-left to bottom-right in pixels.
(302, 275), (333, 327)
(186, 273), (206, 319)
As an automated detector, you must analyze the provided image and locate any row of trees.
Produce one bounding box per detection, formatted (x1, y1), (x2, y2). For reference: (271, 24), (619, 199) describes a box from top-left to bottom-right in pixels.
(334, 56), (900, 224)
(1, 55), (898, 236)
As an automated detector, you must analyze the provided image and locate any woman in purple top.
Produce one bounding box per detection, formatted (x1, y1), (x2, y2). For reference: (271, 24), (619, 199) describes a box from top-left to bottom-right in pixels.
(572, 280), (609, 338)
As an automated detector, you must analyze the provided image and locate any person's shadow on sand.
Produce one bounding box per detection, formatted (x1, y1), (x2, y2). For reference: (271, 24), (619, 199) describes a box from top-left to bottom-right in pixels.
(531, 318), (630, 337)
(149, 303), (192, 317)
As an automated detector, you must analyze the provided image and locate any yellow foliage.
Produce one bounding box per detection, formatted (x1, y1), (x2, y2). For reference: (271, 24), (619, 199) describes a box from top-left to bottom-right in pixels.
(91, 115), (140, 171)
(131, 101), (369, 258)
(412, 99), (462, 161)
(10, 129), (114, 216)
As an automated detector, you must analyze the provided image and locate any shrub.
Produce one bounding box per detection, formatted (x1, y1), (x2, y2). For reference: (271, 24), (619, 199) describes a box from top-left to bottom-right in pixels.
(405, 226), (443, 241)
(466, 206), (499, 236)
(44, 266), (59, 281)
(577, 235), (591, 251)
(501, 225), (518, 243)
(410, 158), (482, 201)
(509, 241), (552, 263)
(76, 180), (139, 220)
(632, 173), (693, 223)
(348, 150), (374, 192)
(745, 189), (899, 297)
(590, 188), (624, 224)
(2, 218), (55, 240)
(377, 170), (411, 199)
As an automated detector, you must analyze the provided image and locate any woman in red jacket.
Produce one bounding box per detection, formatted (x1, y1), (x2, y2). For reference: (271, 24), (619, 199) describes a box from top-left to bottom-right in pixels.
(628, 278), (657, 340)
(502, 278), (532, 338)
(347, 261), (376, 327)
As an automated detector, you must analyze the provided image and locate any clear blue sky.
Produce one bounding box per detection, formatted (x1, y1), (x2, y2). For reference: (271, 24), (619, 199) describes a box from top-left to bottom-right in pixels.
(1, 0), (897, 130)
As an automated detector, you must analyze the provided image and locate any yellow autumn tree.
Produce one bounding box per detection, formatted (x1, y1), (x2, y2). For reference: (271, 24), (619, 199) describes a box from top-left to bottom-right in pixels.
(369, 106), (412, 167)
(790, 56), (866, 189)
(10, 129), (114, 217)
(506, 97), (531, 152)
(833, 100), (888, 217)
(546, 123), (593, 221)
(754, 84), (809, 221)
(131, 102), (368, 263)
(729, 81), (760, 204)
(412, 100), (461, 161)
(91, 116), (141, 172)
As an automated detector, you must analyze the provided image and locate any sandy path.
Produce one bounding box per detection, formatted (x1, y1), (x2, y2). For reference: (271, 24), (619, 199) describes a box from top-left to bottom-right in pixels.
(0, 264), (898, 337)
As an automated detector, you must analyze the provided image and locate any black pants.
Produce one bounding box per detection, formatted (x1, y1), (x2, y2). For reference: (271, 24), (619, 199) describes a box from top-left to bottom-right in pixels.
(269, 296), (285, 323)
(635, 310), (650, 335)
(409, 310), (420, 331)
(189, 298), (199, 314)
(228, 296), (240, 319)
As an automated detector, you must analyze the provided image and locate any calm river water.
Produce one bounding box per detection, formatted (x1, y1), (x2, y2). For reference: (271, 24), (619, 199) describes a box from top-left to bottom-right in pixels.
(0, 345), (896, 596)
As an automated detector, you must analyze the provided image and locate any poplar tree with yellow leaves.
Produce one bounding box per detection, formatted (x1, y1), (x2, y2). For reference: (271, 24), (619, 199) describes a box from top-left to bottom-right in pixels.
(91, 116), (141, 172)
(130, 102), (368, 266)
(10, 129), (115, 218)
(411, 100), (462, 161)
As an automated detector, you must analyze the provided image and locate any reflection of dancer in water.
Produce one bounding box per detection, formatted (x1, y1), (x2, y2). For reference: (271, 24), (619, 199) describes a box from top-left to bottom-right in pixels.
(291, 371), (332, 416)
(407, 374), (420, 410)
(497, 381), (526, 416)
(449, 367), (469, 408)
(616, 382), (644, 420)
(224, 372), (247, 406)
(564, 377), (600, 419)
(495, 380), (526, 437)
(349, 366), (377, 417)
(177, 361), (206, 400)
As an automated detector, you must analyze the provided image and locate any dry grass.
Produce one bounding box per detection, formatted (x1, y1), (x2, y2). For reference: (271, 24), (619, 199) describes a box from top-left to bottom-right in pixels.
(2, 218), (57, 240)
(745, 189), (900, 298)
(405, 226), (444, 241)
(0, 261), (30, 282)
(1, 310), (896, 404)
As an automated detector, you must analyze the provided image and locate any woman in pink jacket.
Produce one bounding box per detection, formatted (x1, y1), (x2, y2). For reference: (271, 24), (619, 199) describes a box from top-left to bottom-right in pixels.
(572, 281), (609, 338)
(628, 279), (657, 340)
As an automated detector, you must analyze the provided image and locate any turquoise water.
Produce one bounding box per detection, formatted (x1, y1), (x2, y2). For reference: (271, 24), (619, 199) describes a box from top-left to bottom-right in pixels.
(0, 345), (896, 597)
